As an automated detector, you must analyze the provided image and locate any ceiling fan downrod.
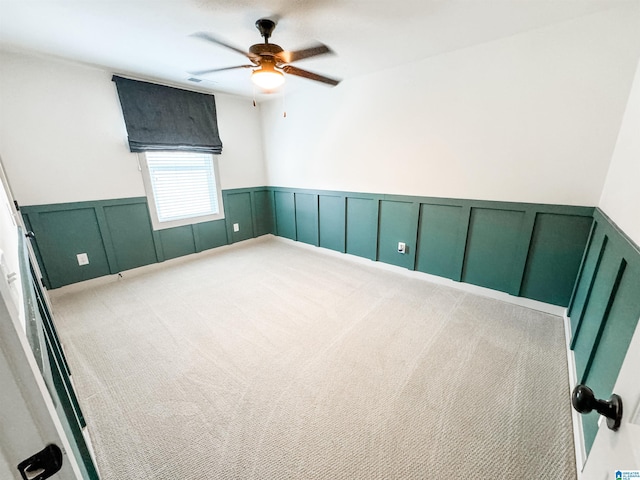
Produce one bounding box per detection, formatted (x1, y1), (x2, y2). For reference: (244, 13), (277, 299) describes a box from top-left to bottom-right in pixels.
(255, 18), (276, 44)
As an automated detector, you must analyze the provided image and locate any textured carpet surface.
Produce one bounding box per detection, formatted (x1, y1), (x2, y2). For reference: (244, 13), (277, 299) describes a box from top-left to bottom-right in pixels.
(50, 238), (576, 479)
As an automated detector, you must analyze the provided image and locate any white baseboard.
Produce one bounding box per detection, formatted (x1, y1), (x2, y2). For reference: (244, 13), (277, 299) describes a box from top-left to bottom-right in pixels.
(51, 234), (565, 317)
(272, 236), (566, 317)
(49, 235), (273, 296)
(564, 311), (587, 478)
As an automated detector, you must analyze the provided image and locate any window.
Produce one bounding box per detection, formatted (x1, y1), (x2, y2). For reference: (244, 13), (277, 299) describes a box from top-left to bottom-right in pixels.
(140, 151), (224, 230)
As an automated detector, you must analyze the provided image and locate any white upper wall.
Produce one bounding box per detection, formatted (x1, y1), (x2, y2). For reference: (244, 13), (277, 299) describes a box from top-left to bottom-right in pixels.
(261, 6), (640, 206)
(598, 57), (640, 246)
(0, 51), (267, 206)
(2, 6), (639, 210)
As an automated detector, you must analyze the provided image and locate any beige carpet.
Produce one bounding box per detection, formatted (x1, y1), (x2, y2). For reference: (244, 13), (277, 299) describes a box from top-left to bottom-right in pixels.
(50, 237), (576, 479)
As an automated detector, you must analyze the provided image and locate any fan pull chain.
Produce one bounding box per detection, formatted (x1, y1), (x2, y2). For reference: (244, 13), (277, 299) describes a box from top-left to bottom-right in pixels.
(282, 84), (287, 118)
(252, 83), (257, 107)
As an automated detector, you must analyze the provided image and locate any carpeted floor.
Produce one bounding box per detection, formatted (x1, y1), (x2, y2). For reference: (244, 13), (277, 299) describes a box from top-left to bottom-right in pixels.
(50, 237), (576, 479)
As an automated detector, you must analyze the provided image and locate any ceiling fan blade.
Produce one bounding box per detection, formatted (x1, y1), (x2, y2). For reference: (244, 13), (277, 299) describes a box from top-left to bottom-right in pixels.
(191, 32), (261, 63)
(280, 43), (333, 64)
(189, 65), (254, 76)
(282, 65), (341, 86)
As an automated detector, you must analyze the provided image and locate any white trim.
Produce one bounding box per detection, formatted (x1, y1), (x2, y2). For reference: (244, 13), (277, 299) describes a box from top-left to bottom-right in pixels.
(138, 152), (225, 230)
(564, 310), (587, 478)
(51, 234), (568, 316)
(272, 236), (566, 316)
(49, 235), (273, 295)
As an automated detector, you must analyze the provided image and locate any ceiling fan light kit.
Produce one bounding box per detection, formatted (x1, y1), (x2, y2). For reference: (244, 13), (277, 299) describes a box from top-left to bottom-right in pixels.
(251, 60), (285, 90)
(191, 18), (340, 92)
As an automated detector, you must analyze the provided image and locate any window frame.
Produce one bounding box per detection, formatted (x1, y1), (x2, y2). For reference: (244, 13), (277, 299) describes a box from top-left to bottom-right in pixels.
(139, 151), (225, 231)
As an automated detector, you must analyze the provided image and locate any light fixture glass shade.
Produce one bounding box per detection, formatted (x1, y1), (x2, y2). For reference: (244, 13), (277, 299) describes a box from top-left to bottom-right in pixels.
(251, 68), (285, 90)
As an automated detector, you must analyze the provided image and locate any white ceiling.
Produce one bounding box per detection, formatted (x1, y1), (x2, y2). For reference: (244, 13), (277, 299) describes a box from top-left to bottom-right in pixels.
(0, 0), (634, 99)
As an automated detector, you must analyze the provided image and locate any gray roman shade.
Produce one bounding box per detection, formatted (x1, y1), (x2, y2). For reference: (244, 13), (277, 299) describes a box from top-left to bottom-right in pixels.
(112, 75), (222, 154)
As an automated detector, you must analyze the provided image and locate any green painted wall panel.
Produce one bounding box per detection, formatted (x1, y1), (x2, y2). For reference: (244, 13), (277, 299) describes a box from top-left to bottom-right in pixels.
(23, 188), (598, 303)
(103, 203), (157, 272)
(569, 228), (607, 339)
(586, 265), (640, 386)
(567, 221), (597, 316)
(274, 191), (296, 240)
(195, 220), (228, 250)
(226, 192), (254, 243)
(581, 261), (640, 453)
(295, 193), (319, 246)
(346, 197), (378, 260)
(462, 208), (525, 294)
(319, 195), (345, 253)
(253, 190), (274, 236)
(158, 225), (196, 260)
(568, 210), (640, 455)
(416, 204), (465, 280)
(520, 213), (592, 306)
(33, 209), (111, 288)
(377, 200), (417, 269)
(572, 247), (622, 382)
(22, 188), (269, 287)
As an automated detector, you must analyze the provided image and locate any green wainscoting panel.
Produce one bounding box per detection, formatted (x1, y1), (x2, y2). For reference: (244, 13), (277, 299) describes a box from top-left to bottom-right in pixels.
(569, 227), (607, 339)
(274, 191), (296, 240)
(271, 188), (593, 307)
(318, 195), (345, 253)
(580, 261), (640, 453)
(103, 203), (158, 272)
(253, 190), (274, 236)
(346, 197), (378, 261)
(462, 208), (526, 295)
(194, 220), (228, 251)
(225, 192), (254, 243)
(572, 247), (623, 382)
(520, 213), (592, 306)
(377, 200), (418, 269)
(28, 208), (111, 289)
(568, 209), (640, 455)
(295, 193), (319, 246)
(23, 187), (598, 304)
(159, 225), (197, 260)
(22, 187), (273, 288)
(416, 204), (466, 280)
(586, 264), (640, 386)
(568, 210), (640, 452)
(567, 221), (598, 317)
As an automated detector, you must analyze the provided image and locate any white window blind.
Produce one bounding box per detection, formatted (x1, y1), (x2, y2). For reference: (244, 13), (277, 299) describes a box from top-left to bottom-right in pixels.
(143, 151), (223, 229)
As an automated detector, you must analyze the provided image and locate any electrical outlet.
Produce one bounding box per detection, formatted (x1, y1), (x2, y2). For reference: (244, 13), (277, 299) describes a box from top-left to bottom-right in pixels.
(397, 242), (406, 254)
(233, 223), (239, 232)
(76, 253), (89, 266)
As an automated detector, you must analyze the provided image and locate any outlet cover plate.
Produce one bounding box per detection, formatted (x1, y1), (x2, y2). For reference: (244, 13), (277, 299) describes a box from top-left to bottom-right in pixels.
(77, 253), (89, 266)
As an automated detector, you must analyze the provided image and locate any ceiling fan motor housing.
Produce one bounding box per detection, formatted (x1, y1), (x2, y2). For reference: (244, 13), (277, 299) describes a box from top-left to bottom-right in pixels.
(249, 43), (284, 59)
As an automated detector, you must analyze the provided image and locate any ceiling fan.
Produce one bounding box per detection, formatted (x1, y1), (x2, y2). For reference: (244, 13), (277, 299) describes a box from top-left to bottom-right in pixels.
(190, 18), (341, 91)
